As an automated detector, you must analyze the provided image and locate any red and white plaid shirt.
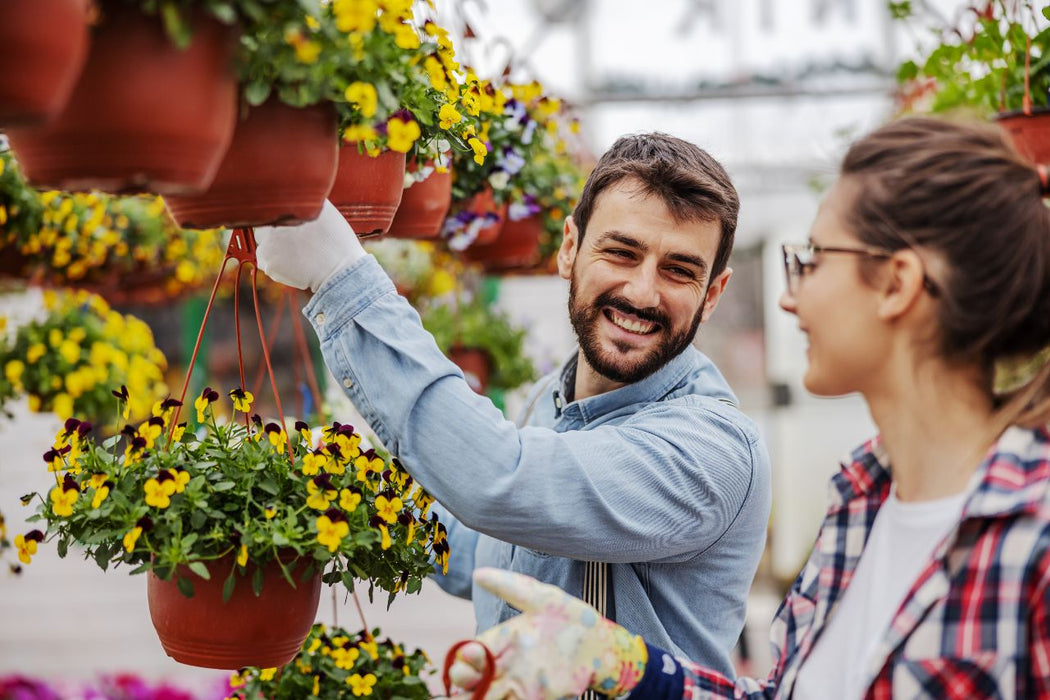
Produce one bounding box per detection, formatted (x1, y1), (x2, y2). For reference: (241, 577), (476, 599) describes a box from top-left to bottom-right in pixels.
(678, 425), (1050, 699)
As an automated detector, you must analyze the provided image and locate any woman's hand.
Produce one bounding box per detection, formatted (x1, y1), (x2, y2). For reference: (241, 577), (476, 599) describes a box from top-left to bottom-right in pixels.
(448, 568), (648, 699)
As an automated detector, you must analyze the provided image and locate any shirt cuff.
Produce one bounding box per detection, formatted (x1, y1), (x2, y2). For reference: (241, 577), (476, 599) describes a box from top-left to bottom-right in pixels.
(625, 644), (685, 699)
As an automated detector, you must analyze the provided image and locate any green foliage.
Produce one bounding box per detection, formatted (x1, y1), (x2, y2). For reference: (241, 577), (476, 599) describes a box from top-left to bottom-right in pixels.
(20, 390), (445, 598)
(893, 0), (1050, 114)
(232, 623), (432, 698)
(0, 291), (169, 428)
(0, 149), (224, 290)
(422, 296), (536, 392)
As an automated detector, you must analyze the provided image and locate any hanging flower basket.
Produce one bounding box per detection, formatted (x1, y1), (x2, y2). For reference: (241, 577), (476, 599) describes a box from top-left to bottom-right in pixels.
(449, 345), (491, 395)
(462, 214), (544, 273)
(147, 554), (322, 670)
(4, 1), (238, 195)
(994, 107), (1050, 165)
(386, 161), (452, 240)
(0, 0), (90, 127)
(444, 188), (507, 251)
(329, 145), (406, 238)
(164, 99), (339, 229)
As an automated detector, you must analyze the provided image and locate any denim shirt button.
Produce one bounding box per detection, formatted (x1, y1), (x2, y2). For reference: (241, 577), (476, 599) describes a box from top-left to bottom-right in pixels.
(314, 312), (326, 325)
(342, 377), (353, 388)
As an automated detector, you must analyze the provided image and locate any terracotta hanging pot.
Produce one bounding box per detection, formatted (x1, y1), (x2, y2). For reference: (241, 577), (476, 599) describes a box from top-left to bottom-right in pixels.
(329, 145), (406, 238)
(165, 99), (339, 229)
(147, 555), (322, 670)
(5, 1), (238, 195)
(0, 0), (91, 127)
(386, 161), (452, 240)
(462, 214), (544, 272)
(995, 107), (1050, 165)
(449, 345), (491, 394)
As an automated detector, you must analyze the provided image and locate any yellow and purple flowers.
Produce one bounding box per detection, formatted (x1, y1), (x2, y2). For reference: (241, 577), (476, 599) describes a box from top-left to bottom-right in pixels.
(19, 388), (443, 600)
(229, 623), (432, 699)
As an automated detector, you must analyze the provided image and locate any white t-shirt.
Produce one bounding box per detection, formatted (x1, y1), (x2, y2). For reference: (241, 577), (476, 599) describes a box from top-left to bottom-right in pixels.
(792, 485), (968, 699)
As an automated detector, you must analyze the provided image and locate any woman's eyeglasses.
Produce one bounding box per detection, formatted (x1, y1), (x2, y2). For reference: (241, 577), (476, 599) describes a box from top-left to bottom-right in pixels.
(780, 243), (939, 297)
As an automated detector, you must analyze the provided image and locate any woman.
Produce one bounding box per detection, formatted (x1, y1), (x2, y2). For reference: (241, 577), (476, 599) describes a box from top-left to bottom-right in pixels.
(448, 116), (1050, 699)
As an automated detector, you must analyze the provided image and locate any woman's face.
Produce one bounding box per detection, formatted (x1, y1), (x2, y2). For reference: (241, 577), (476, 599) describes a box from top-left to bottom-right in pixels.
(779, 179), (894, 397)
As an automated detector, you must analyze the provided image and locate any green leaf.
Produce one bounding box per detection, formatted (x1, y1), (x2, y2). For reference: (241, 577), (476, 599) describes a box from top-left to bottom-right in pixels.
(896, 60), (919, 83)
(1044, 6), (1050, 22)
(190, 509), (207, 529)
(160, 2), (193, 50)
(176, 576), (195, 598)
(257, 478), (279, 496)
(252, 567), (264, 596)
(212, 481), (236, 492)
(188, 561), (211, 580)
(208, 2), (237, 24)
(245, 81), (272, 107)
(57, 537), (68, 558)
(222, 570), (237, 604)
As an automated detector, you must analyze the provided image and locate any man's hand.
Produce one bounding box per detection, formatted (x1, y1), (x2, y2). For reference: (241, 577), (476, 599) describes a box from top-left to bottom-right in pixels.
(253, 199), (366, 292)
(448, 568), (648, 699)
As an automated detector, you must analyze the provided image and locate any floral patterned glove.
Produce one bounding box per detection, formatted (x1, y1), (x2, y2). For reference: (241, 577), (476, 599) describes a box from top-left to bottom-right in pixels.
(448, 567), (648, 699)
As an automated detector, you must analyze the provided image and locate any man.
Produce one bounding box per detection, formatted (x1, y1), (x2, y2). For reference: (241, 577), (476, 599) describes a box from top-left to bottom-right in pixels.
(254, 132), (771, 677)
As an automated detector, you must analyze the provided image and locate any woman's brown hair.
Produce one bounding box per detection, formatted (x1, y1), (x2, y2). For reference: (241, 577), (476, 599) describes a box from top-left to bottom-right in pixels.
(841, 116), (1050, 427)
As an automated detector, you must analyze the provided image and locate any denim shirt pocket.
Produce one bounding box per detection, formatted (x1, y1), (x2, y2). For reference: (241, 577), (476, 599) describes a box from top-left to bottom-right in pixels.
(495, 546), (564, 623)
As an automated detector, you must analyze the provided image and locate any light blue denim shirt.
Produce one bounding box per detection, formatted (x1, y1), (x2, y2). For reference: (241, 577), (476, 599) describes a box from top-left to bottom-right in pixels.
(304, 256), (772, 678)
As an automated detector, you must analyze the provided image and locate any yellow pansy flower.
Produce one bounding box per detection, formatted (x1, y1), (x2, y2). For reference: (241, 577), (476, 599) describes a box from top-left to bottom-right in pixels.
(438, 103), (462, 130)
(50, 485), (78, 517)
(302, 451), (326, 476)
(15, 534), (38, 564)
(144, 478), (176, 509)
(468, 137), (488, 165)
(91, 484), (110, 509)
(316, 515), (349, 552)
(4, 359), (25, 385)
(306, 480), (337, 511)
(346, 673), (377, 696)
(229, 388), (253, 413)
(386, 118), (421, 153)
(171, 470), (190, 494)
(344, 82), (378, 119)
(236, 544), (249, 567)
(375, 495), (402, 523)
(26, 343), (46, 364)
(339, 488), (361, 512)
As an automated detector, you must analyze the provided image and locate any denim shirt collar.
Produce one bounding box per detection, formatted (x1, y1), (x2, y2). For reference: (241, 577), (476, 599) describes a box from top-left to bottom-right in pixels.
(554, 348), (695, 426)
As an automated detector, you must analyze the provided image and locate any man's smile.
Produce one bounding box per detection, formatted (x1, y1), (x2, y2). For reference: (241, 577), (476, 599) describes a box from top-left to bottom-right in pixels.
(604, 308), (659, 335)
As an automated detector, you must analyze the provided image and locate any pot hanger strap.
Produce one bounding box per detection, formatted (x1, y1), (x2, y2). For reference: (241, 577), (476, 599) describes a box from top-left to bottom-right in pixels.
(167, 227), (292, 458)
(442, 639), (497, 699)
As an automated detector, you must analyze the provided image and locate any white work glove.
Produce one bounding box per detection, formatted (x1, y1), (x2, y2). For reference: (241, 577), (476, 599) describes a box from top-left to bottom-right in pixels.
(447, 568), (648, 699)
(253, 199), (366, 292)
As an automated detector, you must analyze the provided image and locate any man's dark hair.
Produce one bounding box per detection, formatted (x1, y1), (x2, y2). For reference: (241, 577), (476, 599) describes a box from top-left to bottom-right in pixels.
(571, 132), (739, 279)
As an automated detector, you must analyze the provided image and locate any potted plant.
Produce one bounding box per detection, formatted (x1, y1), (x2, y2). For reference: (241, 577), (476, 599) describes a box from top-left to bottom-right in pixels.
(893, 0), (1050, 162)
(385, 20), (483, 240)
(324, 8), (479, 238)
(464, 96), (588, 272)
(16, 387), (445, 669)
(5, 0), (249, 195)
(0, 290), (169, 427)
(228, 623), (432, 699)
(421, 295), (536, 395)
(164, 1), (342, 229)
(0, 0), (91, 127)
(0, 148), (224, 302)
